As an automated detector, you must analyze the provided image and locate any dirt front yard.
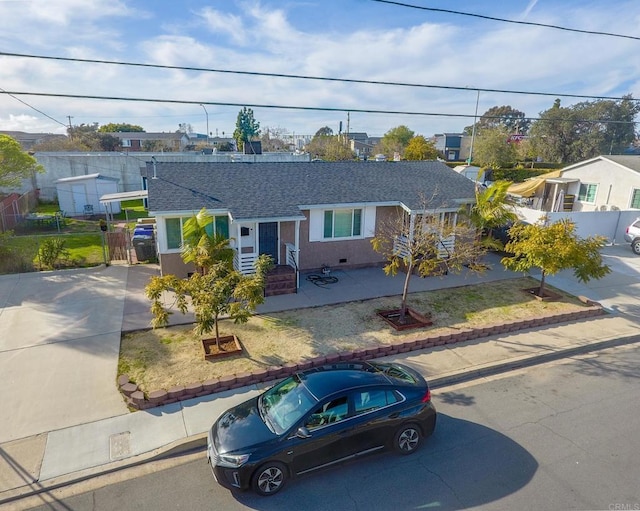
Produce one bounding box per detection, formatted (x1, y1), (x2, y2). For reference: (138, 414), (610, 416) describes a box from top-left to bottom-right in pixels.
(119, 277), (591, 393)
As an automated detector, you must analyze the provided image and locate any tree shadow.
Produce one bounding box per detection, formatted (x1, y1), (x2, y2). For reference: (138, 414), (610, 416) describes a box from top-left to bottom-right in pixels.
(438, 391), (476, 406)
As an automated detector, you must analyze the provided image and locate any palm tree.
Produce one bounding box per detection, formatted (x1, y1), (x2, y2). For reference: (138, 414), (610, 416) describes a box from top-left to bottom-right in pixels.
(181, 208), (234, 272)
(463, 179), (518, 251)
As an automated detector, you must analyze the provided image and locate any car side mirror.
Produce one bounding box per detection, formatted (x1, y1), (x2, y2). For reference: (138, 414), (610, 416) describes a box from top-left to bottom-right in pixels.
(296, 427), (311, 439)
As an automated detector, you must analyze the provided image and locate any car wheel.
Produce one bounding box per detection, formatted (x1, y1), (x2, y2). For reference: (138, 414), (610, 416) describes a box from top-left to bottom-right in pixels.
(632, 239), (640, 255)
(252, 462), (287, 496)
(394, 424), (422, 455)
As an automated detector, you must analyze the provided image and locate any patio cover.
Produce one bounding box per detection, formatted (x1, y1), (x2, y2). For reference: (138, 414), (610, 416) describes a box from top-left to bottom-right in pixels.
(99, 190), (148, 203)
(508, 170), (562, 197)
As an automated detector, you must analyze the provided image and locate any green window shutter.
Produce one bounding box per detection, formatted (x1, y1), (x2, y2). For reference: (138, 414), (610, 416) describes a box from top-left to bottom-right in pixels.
(166, 218), (182, 249)
(353, 209), (362, 236)
(631, 189), (640, 209)
(324, 210), (333, 238)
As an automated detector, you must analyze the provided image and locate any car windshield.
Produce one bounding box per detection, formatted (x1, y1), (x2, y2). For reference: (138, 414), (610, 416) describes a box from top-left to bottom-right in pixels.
(259, 375), (317, 435)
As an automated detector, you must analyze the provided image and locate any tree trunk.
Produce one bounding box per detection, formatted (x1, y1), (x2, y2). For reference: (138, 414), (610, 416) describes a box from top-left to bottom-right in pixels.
(538, 270), (547, 298)
(400, 262), (413, 323)
(214, 313), (220, 350)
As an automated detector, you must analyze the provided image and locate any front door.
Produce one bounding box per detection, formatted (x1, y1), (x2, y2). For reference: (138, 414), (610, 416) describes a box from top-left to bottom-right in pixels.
(259, 222), (278, 263)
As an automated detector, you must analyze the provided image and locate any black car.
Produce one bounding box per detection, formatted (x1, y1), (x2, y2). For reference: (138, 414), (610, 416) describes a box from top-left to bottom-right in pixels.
(207, 361), (437, 496)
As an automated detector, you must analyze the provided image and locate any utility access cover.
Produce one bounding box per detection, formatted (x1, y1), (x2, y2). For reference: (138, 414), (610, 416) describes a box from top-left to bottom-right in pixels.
(110, 431), (131, 460)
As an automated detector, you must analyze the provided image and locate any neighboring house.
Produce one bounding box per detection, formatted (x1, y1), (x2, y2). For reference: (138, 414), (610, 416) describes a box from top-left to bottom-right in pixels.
(350, 139), (375, 159)
(432, 133), (472, 162)
(509, 156), (640, 213)
(453, 165), (491, 184)
(105, 132), (189, 152)
(0, 130), (66, 151)
(345, 133), (380, 159)
(144, 161), (477, 291)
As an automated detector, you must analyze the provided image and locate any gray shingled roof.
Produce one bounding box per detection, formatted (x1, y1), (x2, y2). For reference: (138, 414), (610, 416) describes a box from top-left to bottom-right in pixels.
(145, 161), (477, 220)
(602, 155), (640, 173)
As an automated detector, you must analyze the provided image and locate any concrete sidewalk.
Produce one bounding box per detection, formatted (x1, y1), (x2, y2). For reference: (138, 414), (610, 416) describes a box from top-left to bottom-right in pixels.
(2, 245), (640, 505)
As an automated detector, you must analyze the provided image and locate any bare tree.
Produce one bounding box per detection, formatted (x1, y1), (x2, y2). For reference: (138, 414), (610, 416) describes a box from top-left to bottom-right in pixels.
(371, 193), (487, 323)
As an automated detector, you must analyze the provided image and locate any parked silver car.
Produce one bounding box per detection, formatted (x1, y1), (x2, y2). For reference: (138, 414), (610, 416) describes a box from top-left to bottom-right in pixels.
(624, 219), (640, 255)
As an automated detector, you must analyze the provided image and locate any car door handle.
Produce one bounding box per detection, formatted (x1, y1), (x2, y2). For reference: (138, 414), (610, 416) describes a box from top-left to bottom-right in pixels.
(389, 412), (400, 419)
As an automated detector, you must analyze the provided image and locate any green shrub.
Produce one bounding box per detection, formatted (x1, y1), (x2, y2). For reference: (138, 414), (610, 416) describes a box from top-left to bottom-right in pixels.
(38, 237), (69, 269)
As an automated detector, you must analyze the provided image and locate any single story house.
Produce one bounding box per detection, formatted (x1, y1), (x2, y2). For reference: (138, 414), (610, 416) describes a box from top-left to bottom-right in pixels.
(105, 132), (189, 152)
(144, 161), (477, 293)
(508, 155), (640, 212)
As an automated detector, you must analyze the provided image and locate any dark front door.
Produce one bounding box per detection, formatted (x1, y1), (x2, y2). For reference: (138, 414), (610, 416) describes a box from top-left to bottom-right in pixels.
(259, 222), (278, 262)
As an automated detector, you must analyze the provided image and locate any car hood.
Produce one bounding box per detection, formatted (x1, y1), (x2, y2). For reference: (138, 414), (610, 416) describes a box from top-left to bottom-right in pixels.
(212, 396), (277, 454)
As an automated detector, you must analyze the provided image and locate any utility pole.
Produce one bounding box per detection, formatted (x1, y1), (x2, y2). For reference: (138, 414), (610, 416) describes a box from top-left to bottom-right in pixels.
(468, 90), (480, 165)
(67, 116), (74, 139)
(200, 104), (209, 146)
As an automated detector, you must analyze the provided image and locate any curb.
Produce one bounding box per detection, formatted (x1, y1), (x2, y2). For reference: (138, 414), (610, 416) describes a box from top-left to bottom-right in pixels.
(429, 332), (640, 389)
(0, 434), (208, 506)
(3, 330), (639, 506)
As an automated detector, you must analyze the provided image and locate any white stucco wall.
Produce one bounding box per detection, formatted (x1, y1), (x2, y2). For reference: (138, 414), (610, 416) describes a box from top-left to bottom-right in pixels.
(562, 160), (640, 211)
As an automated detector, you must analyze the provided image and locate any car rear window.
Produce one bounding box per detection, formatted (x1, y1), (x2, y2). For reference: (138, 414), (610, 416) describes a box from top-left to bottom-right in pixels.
(371, 362), (418, 384)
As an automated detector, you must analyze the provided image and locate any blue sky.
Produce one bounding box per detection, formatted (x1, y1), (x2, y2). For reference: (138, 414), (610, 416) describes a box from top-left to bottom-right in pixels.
(1, 0), (639, 139)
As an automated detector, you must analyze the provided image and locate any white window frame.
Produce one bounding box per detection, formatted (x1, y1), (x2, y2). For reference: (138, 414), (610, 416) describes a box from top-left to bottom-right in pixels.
(308, 206), (376, 242)
(577, 183), (598, 204)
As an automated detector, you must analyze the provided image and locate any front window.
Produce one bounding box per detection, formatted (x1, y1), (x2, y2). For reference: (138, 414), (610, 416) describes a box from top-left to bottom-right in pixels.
(164, 214), (229, 251)
(323, 208), (362, 239)
(630, 189), (640, 209)
(259, 376), (317, 435)
(578, 183), (597, 203)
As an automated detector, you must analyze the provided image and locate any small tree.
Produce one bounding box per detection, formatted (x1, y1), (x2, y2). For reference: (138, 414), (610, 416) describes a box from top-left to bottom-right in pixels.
(0, 134), (44, 187)
(374, 125), (415, 159)
(462, 180), (518, 251)
(371, 195), (487, 322)
(502, 217), (611, 297)
(233, 107), (261, 152)
(473, 127), (518, 168)
(145, 209), (273, 349)
(403, 135), (438, 160)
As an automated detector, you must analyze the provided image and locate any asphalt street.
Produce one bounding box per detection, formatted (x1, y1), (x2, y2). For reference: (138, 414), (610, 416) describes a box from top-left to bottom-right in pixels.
(16, 342), (640, 511)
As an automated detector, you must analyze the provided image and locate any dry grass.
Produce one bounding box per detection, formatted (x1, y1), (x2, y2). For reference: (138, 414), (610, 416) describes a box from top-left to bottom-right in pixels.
(119, 277), (587, 392)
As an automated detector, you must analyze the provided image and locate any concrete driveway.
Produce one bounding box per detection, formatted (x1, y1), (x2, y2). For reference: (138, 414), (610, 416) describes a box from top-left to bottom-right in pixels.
(0, 266), (129, 443)
(546, 243), (640, 318)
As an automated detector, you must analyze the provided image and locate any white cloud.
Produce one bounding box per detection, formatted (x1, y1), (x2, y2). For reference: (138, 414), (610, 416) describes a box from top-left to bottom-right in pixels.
(199, 7), (247, 46)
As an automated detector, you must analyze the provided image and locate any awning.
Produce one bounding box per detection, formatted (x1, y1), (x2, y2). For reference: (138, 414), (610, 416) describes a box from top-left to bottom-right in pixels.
(507, 170), (562, 197)
(100, 190), (148, 204)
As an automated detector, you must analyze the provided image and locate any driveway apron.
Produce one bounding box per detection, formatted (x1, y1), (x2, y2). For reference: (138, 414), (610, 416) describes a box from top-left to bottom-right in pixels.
(0, 266), (129, 444)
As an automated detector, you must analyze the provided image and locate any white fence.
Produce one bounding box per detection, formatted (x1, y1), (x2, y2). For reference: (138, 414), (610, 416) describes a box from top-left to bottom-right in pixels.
(517, 207), (640, 244)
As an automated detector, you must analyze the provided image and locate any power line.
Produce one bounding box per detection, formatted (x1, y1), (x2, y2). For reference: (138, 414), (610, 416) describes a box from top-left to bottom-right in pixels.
(1, 89), (636, 125)
(0, 85), (68, 128)
(0, 51), (634, 103)
(371, 0), (640, 42)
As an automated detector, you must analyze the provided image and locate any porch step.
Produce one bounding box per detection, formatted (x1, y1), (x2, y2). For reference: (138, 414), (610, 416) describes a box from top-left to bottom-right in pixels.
(264, 266), (297, 297)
